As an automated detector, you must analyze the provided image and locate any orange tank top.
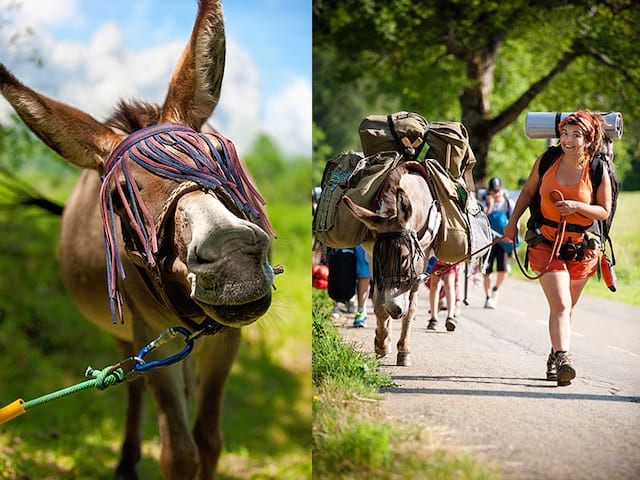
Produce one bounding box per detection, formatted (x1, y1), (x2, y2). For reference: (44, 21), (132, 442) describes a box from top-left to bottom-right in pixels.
(539, 155), (593, 244)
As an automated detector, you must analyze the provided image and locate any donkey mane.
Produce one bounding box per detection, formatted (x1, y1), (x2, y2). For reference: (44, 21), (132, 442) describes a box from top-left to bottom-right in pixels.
(105, 99), (163, 134)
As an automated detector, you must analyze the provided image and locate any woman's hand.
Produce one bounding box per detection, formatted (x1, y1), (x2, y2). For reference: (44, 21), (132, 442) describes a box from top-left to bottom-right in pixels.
(503, 221), (518, 243)
(554, 199), (580, 217)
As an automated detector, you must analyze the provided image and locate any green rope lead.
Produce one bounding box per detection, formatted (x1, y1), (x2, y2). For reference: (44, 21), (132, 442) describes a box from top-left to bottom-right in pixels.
(21, 366), (125, 411)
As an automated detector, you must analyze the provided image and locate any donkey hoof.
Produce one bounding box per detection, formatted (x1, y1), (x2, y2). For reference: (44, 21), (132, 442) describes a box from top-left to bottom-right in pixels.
(397, 352), (412, 366)
(375, 348), (389, 359)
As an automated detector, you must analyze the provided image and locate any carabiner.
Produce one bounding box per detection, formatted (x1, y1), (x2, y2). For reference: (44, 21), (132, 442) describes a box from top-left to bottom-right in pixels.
(134, 326), (194, 373)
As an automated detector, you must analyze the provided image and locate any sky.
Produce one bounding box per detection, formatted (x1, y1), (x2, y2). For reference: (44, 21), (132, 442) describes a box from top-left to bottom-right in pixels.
(0, 0), (311, 157)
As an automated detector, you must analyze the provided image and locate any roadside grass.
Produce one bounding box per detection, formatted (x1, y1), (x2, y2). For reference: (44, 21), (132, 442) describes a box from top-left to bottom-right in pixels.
(511, 190), (640, 305)
(312, 289), (502, 480)
(0, 200), (311, 479)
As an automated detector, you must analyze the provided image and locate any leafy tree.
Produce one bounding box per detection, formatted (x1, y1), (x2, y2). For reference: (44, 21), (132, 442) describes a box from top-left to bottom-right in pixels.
(313, 0), (640, 189)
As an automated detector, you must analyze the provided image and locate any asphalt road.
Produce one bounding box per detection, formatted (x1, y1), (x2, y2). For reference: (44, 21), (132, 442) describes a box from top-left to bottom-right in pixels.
(338, 275), (640, 480)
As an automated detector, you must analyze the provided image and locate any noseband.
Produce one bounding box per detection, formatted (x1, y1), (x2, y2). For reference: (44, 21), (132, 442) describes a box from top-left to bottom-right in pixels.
(99, 122), (274, 324)
(373, 229), (426, 291)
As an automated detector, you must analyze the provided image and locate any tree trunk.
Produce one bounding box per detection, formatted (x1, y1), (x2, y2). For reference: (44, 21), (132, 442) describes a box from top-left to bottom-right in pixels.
(460, 45), (579, 188)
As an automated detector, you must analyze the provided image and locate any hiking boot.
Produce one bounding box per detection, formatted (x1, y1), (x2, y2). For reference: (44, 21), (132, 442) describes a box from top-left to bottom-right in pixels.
(427, 318), (438, 330)
(353, 312), (367, 328)
(546, 349), (557, 381)
(555, 351), (576, 387)
(445, 317), (457, 332)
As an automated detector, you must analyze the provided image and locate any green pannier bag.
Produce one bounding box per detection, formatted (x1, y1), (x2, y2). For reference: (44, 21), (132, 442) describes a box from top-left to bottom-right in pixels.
(423, 159), (491, 263)
(313, 151), (403, 249)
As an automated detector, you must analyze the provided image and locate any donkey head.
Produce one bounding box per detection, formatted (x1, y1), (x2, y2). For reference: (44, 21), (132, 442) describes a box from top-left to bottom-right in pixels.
(0, 0), (273, 329)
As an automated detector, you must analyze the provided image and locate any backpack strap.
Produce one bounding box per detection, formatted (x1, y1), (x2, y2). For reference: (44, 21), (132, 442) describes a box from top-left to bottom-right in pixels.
(387, 114), (406, 156)
(588, 154), (618, 264)
(526, 145), (562, 232)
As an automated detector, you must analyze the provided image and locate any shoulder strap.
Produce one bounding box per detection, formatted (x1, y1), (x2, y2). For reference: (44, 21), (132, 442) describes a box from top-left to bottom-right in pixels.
(589, 154), (604, 203)
(538, 144), (562, 178)
(528, 145), (562, 231)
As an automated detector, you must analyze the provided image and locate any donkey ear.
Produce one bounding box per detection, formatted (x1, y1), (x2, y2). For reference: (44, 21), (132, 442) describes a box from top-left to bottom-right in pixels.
(0, 64), (124, 170)
(161, 0), (225, 128)
(397, 189), (413, 228)
(343, 195), (386, 232)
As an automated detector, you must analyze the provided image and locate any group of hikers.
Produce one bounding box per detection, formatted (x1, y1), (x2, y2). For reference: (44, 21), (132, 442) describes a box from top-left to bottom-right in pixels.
(313, 110), (617, 387)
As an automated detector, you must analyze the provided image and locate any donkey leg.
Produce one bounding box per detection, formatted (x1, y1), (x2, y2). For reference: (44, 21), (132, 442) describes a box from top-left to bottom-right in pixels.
(114, 339), (145, 480)
(396, 318), (413, 367)
(192, 328), (241, 480)
(396, 291), (418, 366)
(146, 363), (199, 479)
(373, 301), (392, 357)
(131, 318), (198, 480)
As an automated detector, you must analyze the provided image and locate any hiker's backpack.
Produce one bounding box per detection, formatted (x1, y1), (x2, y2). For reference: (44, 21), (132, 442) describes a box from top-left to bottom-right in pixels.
(487, 199), (521, 254)
(313, 150), (403, 249)
(527, 144), (620, 261)
(358, 111), (477, 191)
(327, 248), (357, 303)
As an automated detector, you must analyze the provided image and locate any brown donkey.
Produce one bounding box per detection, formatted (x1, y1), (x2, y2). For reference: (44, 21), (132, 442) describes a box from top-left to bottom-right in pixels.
(344, 162), (441, 366)
(0, 1), (277, 478)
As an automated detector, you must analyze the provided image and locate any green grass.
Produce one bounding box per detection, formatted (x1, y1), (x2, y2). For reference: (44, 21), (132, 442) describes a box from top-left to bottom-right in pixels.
(312, 290), (502, 480)
(0, 199), (311, 479)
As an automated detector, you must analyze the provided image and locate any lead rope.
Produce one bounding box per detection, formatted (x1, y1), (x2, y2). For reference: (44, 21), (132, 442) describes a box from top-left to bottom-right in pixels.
(432, 190), (568, 280)
(513, 189), (566, 280)
(0, 326), (198, 425)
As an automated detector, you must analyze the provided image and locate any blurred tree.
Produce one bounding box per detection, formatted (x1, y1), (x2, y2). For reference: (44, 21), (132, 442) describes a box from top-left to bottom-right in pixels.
(313, 0), (640, 188)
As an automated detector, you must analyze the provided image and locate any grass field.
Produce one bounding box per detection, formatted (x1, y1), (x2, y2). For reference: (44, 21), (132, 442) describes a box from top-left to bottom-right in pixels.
(0, 199), (311, 479)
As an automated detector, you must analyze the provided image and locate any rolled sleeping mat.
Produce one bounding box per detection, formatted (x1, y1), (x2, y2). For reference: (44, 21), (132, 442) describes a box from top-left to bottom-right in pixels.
(525, 112), (623, 139)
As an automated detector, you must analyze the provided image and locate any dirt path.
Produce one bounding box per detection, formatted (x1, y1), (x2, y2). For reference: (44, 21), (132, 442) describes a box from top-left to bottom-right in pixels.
(338, 276), (640, 480)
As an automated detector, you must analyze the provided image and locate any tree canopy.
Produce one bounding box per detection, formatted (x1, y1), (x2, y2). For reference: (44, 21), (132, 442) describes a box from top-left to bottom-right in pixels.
(312, 0), (640, 190)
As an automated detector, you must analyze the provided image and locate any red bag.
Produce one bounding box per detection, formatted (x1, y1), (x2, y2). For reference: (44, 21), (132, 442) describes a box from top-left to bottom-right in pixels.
(312, 264), (329, 289)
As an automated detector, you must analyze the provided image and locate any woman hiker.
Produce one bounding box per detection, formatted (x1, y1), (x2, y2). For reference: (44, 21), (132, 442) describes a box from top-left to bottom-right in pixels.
(503, 111), (612, 387)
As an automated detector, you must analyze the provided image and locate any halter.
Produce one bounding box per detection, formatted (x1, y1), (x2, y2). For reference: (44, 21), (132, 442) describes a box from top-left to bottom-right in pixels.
(99, 122), (274, 325)
(373, 229), (426, 291)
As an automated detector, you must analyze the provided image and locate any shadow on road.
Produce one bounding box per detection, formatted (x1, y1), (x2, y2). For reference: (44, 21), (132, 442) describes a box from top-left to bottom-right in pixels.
(383, 376), (640, 403)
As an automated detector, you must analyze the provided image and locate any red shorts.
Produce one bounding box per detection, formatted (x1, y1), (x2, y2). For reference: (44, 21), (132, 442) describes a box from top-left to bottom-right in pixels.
(527, 243), (599, 280)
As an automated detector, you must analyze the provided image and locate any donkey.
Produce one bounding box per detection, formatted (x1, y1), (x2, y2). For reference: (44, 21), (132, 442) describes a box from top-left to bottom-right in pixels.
(344, 162), (441, 366)
(0, 1), (276, 479)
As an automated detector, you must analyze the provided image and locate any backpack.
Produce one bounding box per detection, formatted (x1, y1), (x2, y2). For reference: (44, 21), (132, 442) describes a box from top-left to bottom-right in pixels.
(527, 144), (620, 262)
(327, 248), (357, 303)
(312, 263), (329, 289)
(487, 199), (521, 254)
(313, 150), (403, 248)
(358, 112), (477, 191)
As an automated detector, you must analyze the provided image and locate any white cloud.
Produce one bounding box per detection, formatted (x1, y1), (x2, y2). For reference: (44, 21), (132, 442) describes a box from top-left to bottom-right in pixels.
(0, 2), (310, 158)
(263, 76), (312, 157)
(2, 0), (79, 27)
(211, 41), (262, 154)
